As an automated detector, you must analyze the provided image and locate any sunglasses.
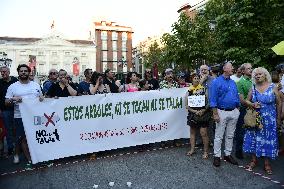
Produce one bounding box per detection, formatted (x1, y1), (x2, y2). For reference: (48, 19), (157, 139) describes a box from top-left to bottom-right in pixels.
(49, 72), (58, 75)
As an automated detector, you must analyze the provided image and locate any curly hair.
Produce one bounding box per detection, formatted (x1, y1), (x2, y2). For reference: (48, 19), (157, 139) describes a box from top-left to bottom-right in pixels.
(17, 64), (31, 73)
(252, 67), (272, 84)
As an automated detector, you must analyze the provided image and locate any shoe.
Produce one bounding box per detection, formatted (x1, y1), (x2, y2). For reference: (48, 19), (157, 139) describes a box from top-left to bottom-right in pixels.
(235, 151), (244, 159)
(90, 153), (97, 160)
(264, 164), (273, 175)
(25, 162), (33, 171)
(175, 142), (181, 147)
(44, 161), (54, 167)
(13, 155), (20, 164)
(213, 157), (220, 167)
(202, 152), (209, 159)
(224, 155), (238, 165)
(160, 142), (166, 148)
(245, 160), (257, 171)
(186, 150), (195, 156)
(8, 148), (14, 156)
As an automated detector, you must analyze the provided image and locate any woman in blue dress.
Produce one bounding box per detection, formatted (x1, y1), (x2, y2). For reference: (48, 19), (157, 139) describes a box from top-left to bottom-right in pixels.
(243, 67), (281, 174)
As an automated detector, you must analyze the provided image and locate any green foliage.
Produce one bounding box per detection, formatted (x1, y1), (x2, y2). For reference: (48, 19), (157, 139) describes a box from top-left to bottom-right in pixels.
(142, 0), (284, 72)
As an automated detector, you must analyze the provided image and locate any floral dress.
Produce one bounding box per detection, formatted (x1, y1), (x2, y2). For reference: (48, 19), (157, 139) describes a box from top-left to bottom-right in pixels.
(243, 84), (278, 159)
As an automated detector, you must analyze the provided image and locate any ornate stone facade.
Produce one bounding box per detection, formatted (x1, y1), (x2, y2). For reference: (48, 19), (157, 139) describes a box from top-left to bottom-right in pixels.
(0, 31), (96, 80)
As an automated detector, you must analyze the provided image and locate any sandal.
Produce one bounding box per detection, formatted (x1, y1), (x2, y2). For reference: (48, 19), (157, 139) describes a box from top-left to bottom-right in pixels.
(264, 164), (273, 175)
(245, 160), (257, 171)
(202, 152), (209, 159)
(186, 151), (195, 156)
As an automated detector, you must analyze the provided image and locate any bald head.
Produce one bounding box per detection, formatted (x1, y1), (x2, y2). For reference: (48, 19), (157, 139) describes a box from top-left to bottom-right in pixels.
(223, 62), (234, 77)
(200, 65), (209, 76)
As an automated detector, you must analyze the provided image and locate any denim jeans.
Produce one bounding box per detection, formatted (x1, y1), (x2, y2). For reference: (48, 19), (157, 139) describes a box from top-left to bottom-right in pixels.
(2, 110), (15, 149)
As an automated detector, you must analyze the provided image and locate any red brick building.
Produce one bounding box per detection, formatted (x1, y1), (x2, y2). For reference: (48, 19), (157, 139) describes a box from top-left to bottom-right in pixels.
(93, 21), (133, 73)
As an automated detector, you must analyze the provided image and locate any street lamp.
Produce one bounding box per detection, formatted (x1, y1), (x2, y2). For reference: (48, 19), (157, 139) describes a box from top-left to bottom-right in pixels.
(117, 56), (127, 80)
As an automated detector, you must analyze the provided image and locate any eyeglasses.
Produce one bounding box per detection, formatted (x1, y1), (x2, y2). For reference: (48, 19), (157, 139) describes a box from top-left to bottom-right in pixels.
(49, 72), (58, 75)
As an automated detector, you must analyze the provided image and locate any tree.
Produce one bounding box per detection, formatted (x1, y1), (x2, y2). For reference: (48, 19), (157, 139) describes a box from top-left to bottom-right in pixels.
(142, 41), (167, 72)
(161, 0), (284, 71)
(204, 0), (284, 68)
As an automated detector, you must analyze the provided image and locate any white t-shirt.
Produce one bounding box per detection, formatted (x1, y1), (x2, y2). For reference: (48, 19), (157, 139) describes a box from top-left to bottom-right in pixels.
(5, 81), (42, 118)
(230, 74), (241, 83)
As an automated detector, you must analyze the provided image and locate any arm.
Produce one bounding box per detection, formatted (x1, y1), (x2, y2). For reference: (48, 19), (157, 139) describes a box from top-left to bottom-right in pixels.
(89, 83), (99, 95)
(237, 82), (247, 106)
(66, 83), (77, 96)
(199, 74), (208, 86)
(37, 84), (44, 102)
(5, 85), (21, 106)
(244, 89), (254, 108)
(209, 80), (220, 123)
(185, 91), (188, 110)
(273, 86), (282, 127)
(119, 84), (128, 92)
(105, 84), (111, 93)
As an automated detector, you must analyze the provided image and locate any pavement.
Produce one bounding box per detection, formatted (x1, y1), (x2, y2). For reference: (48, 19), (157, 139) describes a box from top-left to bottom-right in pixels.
(0, 142), (284, 189)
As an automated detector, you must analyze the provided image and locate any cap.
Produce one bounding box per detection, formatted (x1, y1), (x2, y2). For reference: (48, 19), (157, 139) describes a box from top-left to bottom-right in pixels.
(177, 72), (185, 78)
(165, 68), (173, 74)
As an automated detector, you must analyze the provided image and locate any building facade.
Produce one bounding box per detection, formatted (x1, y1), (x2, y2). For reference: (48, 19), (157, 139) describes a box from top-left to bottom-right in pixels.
(0, 32), (96, 80)
(177, 0), (209, 20)
(133, 35), (163, 77)
(92, 21), (133, 74)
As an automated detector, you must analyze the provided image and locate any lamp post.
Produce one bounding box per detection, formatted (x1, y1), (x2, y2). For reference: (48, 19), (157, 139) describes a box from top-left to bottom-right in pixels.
(117, 56), (127, 80)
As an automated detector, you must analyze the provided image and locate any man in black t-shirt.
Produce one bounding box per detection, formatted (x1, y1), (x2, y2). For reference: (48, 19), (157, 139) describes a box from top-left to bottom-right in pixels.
(0, 66), (18, 155)
(103, 69), (119, 93)
(46, 69), (77, 98)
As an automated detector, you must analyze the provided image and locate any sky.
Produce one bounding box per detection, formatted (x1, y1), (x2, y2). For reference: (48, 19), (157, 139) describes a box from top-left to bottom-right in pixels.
(0, 0), (202, 45)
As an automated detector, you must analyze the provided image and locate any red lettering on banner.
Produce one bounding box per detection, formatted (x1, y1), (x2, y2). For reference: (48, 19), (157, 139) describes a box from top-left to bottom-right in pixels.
(79, 122), (168, 141)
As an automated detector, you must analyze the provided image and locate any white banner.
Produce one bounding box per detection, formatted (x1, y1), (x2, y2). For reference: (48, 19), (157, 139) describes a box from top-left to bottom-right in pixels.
(20, 88), (188, 164)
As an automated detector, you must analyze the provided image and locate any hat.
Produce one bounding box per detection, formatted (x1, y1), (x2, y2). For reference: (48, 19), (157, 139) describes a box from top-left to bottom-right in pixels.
(165, 68), (173, 74)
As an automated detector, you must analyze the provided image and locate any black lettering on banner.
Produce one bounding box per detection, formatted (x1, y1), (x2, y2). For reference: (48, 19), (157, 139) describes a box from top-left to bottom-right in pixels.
(36, 129), (60, 144)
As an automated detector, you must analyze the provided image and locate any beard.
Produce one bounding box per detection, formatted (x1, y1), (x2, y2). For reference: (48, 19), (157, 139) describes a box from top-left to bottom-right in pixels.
(19, 74), (29, 81)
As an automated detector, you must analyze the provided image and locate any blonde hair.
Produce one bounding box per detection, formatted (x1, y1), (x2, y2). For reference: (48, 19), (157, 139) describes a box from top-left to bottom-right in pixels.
(252, 67), (272, 84)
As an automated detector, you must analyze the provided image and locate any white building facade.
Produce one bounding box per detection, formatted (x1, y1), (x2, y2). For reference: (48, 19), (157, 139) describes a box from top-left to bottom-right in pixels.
(0, 32), (96, 79)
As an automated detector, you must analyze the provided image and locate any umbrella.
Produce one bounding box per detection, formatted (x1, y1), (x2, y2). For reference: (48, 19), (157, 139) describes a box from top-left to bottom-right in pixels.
(272, 41), (284, 55)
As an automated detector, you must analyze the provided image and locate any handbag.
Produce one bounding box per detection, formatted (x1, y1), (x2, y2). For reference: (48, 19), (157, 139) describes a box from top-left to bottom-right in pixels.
(189, 109), (212, 124)
(243, 85), (263, 129)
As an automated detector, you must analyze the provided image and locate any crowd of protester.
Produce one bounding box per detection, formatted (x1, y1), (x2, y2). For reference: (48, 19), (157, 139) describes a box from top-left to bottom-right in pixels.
(0, 61), (284, 173)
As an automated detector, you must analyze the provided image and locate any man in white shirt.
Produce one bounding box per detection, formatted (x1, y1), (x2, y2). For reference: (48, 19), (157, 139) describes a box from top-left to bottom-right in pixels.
(230, 66), (242, 82)
(5, 64), (43, 170)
